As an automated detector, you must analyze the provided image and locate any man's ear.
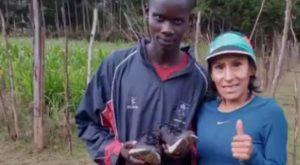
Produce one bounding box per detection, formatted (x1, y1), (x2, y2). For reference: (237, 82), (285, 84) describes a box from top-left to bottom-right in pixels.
(189, 13), (196, 27)
(144, 3), (149, 19)
(188, 13), (197, 31)
(189, 13), (195, 22)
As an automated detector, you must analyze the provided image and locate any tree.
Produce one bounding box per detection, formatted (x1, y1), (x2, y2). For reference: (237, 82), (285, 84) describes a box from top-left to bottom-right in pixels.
(0, 8), (19, 141)
(54, 0), (60, 34)
(61, 7), (72, 154)
(32, 0), (45, 151)
(66, 0), (72, 32)
(271, 0), (292, 96)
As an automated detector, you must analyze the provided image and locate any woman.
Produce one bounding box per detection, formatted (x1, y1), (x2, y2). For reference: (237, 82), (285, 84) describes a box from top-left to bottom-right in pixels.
(196, 32), (287, 165)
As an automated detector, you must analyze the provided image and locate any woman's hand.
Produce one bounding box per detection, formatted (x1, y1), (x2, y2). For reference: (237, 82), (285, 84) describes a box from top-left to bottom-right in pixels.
(231, 120), (253, 161)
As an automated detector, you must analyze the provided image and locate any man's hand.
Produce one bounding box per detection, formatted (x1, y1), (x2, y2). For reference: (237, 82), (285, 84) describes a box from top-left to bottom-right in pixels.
(120, 141), (145, 164)
(231, 120), (253, 161)
(162, 142), (192, 159)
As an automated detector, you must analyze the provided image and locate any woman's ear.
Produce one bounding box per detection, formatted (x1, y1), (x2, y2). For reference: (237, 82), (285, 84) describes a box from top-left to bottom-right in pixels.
(211, 74), (216, 83)
(249, 65), (256, 77)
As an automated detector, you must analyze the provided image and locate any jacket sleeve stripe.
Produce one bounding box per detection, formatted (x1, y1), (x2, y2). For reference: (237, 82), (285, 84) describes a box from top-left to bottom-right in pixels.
(104, 140), (123, 165)
(110, 49), (137, 138)
(100, 101), (117, 134)
(194, 63), (208, 94)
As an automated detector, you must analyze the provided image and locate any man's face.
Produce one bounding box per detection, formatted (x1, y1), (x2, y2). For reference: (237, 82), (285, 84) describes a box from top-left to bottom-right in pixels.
(147, 0), (191, 51)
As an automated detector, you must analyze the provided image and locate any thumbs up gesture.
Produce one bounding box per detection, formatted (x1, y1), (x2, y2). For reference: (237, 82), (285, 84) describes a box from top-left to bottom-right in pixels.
(231, 120), (253, 161)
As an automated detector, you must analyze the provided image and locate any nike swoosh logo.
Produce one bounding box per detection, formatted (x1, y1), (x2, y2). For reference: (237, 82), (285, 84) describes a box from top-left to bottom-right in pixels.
(217, 120), (230, 125)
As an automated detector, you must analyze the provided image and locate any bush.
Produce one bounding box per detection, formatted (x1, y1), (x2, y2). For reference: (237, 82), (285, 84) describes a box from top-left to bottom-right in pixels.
(0, 38), (131, 117)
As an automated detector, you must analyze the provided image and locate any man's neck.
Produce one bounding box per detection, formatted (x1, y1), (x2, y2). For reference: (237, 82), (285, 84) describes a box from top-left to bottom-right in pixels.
(146, 42), (182, 67)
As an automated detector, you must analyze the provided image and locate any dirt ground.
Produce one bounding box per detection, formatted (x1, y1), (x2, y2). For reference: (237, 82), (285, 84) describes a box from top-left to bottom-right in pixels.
(0, 135), (95, 165)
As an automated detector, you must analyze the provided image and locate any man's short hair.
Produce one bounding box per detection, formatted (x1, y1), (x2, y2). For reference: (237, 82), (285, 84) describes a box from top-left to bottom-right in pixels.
(148, 0), (197, 10)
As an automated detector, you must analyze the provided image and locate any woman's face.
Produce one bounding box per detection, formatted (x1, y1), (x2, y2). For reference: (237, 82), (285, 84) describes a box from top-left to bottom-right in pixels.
(210, 54), (254, 103)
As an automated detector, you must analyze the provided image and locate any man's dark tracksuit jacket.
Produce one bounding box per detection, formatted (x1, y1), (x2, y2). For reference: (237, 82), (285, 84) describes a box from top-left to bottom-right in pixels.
(75, 39), (208, 165)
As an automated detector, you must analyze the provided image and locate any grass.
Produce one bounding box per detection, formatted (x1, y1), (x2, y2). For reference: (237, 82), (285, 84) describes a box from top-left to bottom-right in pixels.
(0, 38), (132, 111)
(0, 38), (132, 165)
(0, 38), (299, 164)
(0, 127), (93, 165)
(275, 70), (300, 164)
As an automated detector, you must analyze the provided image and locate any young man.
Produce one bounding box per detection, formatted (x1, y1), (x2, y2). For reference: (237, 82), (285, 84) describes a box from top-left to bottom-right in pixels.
(75, 0), (208, 164)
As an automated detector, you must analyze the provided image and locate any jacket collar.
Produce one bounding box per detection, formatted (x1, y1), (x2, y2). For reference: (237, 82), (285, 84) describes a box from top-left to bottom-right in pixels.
(135, 38), (199, 78)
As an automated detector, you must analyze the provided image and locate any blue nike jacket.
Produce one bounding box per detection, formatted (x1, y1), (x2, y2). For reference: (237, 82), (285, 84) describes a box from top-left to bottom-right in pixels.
(75, 39), (208, 165)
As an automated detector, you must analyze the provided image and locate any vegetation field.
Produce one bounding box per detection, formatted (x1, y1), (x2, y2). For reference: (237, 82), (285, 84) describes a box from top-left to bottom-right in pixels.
(0, 38), (299, 164)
